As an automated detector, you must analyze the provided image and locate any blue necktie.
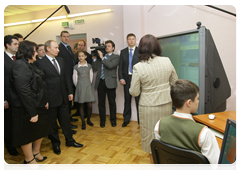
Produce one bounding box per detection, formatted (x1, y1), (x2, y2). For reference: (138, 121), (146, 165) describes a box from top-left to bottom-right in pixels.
(129, 49), (133, 74)
(100, 55), (109, 79)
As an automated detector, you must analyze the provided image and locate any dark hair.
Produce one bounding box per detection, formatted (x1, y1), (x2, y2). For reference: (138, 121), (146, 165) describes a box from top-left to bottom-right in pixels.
(127, 33), (136, 39)
(105, 40), (115, 52)
(37, 44), (44, 51)
(4, 35), (18, 49)
(77, 50), (87, 56)
(171, 79), (199, 109)
(13, 33), (23, 39)
(60, 30), (69, 36)
(16, 40), (37, 60)
(74, 43), (78, 49)
(138, 34), (162, 62)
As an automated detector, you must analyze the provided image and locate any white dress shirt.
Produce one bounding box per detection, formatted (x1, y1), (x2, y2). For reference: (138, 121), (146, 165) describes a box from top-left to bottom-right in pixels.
(45, 54), (61, 74)
(72, 61), (93, 86)
(5, 51), (15, 60)
(154, 112), (220, 164)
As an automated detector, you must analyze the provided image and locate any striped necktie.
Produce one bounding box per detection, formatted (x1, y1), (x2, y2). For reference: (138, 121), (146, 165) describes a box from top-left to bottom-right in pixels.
(52, 59), (60, 74)
(100, 55), (109, 79)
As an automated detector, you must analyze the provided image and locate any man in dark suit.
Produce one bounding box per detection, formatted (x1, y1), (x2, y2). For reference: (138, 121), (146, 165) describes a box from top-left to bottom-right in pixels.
(118, 33), (140, 127)
(57, 30), (78, 123)
(34, 40), (83, 155)
(4, 35), (19, 156)
(92, 40), (120, 128)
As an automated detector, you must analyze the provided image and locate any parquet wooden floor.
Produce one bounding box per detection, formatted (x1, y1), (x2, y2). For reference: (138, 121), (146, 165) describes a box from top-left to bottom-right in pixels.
(4, 110), (151, 164)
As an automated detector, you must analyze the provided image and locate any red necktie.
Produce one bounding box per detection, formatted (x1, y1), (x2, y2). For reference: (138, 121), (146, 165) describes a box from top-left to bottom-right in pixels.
(12, 56), (16, 61)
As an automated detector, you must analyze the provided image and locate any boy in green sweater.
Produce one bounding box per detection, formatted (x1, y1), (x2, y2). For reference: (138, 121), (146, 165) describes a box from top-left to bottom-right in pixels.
(154, 79), (220, 164)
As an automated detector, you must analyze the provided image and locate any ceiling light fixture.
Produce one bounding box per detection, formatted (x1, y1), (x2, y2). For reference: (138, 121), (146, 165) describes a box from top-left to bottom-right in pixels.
(4, 8), (113, 27)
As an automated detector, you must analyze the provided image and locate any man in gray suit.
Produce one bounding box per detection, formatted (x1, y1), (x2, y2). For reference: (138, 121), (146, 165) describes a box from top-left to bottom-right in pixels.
(92, 40), (120, 128)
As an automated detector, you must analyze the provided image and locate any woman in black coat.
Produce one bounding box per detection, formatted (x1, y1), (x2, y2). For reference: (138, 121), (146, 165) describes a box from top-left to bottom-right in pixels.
(9, 40), (52, 164)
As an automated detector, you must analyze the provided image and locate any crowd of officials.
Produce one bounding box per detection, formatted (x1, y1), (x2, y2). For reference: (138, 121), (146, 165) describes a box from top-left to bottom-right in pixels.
(4, 32), (219, 164)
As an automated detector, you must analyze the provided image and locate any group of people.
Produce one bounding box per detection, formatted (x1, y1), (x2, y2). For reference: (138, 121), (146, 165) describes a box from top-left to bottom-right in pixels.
(4, 31), (219, 164)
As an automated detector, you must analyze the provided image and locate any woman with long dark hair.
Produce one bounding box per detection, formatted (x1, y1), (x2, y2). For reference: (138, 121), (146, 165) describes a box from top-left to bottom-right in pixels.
(129, 34), (178, 162)
(9, 40), (52, 164)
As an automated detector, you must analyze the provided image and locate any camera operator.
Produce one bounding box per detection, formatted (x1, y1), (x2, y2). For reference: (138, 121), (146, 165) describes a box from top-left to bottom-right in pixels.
(92, 40), (120, 128)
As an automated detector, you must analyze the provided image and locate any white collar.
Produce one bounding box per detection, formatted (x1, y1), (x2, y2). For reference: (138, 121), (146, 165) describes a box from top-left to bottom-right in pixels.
(128, 46), (136, 51)
(173, 112), (195, 121)
(78, 61), (88, 67)
(5, 51), (14, 58)
(45, 54), (56, 62)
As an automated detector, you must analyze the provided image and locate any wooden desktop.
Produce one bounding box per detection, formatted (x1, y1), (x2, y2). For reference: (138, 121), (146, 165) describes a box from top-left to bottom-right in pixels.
(193, 111), (236, 149)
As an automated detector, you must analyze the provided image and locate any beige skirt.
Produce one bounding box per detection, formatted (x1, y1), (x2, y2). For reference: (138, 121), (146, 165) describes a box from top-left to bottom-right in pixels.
(139, 102), (172, 153)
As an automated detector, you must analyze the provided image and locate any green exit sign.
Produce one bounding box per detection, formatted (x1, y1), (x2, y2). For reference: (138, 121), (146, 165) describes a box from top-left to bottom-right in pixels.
(62, 22), (69, 27)
(75, 19), (84, 24)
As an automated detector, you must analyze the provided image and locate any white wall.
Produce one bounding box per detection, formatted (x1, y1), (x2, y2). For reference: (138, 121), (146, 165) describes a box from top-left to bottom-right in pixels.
(4, 5), (236, 121)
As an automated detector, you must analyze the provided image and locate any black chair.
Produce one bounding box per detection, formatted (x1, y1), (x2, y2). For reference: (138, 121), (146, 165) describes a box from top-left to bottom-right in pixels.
(150, 139), (210, 164)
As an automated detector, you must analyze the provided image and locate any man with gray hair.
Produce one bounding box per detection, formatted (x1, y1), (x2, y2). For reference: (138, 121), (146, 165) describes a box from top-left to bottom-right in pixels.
(34, 40), (83, 155)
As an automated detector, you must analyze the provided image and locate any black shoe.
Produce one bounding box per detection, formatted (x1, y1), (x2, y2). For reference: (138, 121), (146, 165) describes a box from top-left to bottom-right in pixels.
(53, 146), (61, 155)
(111, 121), (117, 127)
(100, 122), (105, 128)
(23, 158), (45, 170)
(7, 147), (19, 156)
(87, 120), (94, 126)
(82, 124), (86, 130)
(33, 153), (47, 162)
(66, 142), (83, 148)
(71, 111), (80, 117)
(72, 130), (77, 134)
(122, 121), (130, 127)
(70, 117), (78, 122)
(71, 124), (78, 129)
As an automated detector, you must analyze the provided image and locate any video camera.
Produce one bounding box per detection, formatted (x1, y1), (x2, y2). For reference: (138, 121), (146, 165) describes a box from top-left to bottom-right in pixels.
(90, 38), (106, 57)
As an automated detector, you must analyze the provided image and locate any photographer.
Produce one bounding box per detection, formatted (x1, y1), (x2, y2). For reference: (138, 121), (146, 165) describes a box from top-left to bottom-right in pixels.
(92, 40), (120, 128)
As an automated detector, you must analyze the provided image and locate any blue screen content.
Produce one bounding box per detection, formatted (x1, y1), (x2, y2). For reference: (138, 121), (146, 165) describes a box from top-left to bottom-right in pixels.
(158, 32), (200, 113)
(220, 124), (236, 164)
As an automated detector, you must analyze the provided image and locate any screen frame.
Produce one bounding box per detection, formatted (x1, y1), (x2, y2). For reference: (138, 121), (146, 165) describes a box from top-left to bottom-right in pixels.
(218, 118), (236, 164)
(157, 27), (207, 114)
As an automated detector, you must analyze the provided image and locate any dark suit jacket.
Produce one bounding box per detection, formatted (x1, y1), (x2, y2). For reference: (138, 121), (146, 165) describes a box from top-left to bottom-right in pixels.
(92, 53), (120, 90)
(9, 58), (49, 118)
(57, 42), (75, 89)
(34, 56), (73, 108)
(4, 52), (14, 103)
(118, 47), (139, 82)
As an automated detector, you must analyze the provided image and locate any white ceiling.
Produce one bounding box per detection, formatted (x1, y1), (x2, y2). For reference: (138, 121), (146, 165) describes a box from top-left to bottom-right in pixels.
(4, 5), (61, 17)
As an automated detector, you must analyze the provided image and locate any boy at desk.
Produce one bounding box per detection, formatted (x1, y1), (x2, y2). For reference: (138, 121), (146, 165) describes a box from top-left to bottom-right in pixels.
(154, 79), (220, 164)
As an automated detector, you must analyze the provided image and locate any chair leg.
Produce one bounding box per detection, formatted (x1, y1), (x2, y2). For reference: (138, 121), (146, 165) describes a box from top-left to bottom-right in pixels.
(149, 154), (154, 164)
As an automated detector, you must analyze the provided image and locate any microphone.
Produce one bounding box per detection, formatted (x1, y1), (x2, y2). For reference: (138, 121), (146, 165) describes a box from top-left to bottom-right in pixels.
(64, 5), (70, 14)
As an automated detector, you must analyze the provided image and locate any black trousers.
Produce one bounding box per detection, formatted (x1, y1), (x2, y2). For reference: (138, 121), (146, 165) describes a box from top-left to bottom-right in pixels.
(97, 79), (117, 123)
(4, 106), (14, 150)
(123, 75), (140, 123)
(48, 102), (74, 147)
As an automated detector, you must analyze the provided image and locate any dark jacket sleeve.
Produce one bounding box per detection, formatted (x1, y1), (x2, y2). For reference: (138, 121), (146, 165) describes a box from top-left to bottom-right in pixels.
(118, 50), (124, 80)
(92, 58), (99, 72)
(12, 62), (37, 119)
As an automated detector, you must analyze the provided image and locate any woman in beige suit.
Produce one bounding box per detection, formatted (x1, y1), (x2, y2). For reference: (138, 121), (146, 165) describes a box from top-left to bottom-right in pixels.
(129, 34), (178, 161)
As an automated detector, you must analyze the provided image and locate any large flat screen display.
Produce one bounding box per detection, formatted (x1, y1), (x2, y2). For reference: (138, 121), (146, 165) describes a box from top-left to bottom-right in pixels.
(157, 27), (231, 114)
